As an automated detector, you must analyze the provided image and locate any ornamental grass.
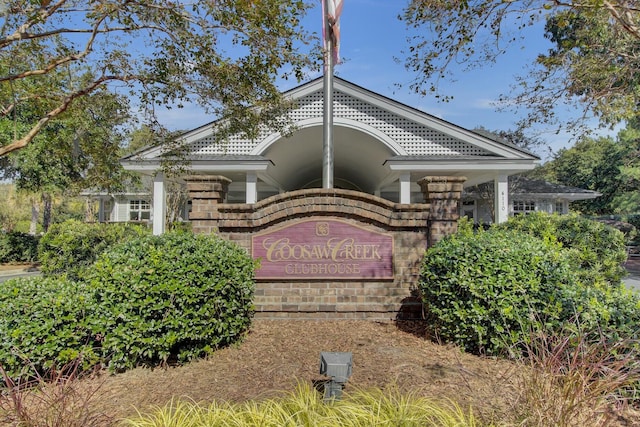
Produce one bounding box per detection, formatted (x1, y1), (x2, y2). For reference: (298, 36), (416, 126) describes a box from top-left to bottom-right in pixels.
(123, 382), (478, 427)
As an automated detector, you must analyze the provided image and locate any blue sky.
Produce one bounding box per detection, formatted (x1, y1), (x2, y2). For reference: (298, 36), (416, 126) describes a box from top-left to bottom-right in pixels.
(155, 0), (615, 160)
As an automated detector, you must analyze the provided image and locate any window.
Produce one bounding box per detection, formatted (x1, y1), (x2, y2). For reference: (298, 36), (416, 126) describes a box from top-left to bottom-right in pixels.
(129, 200), (151, 221)
(513, 200), (536, 215)
(555, 201), (565, 214)
(461, 201), (476, 221)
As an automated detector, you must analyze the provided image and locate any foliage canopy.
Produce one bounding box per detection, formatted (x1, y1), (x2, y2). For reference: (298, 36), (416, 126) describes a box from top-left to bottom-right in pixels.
(0, 0), (316, 156)
(403, 1), (640, 130)
(530, 120), (640, 214)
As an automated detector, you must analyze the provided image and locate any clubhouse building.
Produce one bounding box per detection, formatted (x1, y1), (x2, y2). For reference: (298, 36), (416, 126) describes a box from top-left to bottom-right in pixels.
(108, 77), (596, 319)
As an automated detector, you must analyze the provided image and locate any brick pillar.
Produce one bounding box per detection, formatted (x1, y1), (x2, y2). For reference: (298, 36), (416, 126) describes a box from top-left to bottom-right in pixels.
(418, 176), (466, 245)
(186, 175), (231, 234)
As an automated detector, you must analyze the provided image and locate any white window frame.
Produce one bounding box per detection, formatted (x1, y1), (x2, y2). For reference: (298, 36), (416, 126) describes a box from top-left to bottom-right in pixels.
(513, 200), (536, 215)
(129, 199), (151, 221)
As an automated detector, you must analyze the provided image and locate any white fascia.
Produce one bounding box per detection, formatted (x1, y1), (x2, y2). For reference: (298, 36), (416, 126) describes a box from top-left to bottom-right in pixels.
(122, 160), (272, 173)
(284, 79), (324, 100)
(385, 159), (538, 172)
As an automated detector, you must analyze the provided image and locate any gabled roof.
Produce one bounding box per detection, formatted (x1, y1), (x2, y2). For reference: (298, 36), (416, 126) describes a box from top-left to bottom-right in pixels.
(122, 76), (540, 191)
(124, 76), (540, 163)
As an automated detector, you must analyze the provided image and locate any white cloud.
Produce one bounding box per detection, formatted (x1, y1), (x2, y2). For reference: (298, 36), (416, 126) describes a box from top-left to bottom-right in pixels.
(472, 98), (501, 110)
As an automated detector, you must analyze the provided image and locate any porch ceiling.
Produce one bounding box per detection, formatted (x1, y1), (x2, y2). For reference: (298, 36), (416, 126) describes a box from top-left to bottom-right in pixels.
(262, 124), (393, 192)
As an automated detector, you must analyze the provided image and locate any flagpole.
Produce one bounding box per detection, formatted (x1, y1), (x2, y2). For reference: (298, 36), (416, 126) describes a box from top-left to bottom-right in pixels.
(322, 0), (334, 189)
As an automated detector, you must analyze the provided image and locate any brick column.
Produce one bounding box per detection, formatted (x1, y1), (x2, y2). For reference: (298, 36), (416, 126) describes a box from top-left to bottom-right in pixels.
(418, 176), (466, 245)
(186, 175), (231, 234)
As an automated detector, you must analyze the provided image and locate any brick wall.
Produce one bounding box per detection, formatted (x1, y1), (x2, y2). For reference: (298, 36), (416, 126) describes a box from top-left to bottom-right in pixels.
(186, 177), (464, 320)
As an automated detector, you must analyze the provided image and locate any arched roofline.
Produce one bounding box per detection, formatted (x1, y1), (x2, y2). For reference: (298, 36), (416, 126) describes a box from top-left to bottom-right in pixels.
(250, 117), (407, 156)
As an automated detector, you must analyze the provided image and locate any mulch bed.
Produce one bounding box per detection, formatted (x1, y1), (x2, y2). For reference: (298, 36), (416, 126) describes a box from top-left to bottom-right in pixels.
(86, 320), (518, 423)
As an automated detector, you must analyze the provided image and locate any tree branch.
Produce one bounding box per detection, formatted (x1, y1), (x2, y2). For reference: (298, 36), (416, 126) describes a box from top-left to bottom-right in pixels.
(0, 14), (105, 82)
(0, 76), (120, 157)
(602, 0), (640, 40)
(1, 0), (69, 47)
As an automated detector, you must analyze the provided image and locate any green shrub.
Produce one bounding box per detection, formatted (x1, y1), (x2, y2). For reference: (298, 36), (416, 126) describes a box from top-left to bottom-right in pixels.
(420, 220), (640, 357)
(419, 228), (575, 355)
(593, 218), (636, 242)
(86, 232), (257, 371)
(497, 212), (628, 289)
(38, 220), (149, 279)
(558, 281), (640, 343)
(0, 231), (39, 263)
(0, 276), (100, 379)
(0, 231), (258, 379)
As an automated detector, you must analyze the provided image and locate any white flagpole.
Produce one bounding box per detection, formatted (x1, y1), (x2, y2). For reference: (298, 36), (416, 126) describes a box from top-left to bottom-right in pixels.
(322, 0), (334, 189)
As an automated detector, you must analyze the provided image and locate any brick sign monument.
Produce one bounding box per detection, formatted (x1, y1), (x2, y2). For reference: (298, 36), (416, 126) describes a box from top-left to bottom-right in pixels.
(252, 219), (393, 280)
(186, 177), (465, 319)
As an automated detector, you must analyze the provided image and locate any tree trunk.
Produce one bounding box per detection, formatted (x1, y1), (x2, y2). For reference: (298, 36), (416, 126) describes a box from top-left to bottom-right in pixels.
(42, 192), (52, 232)
(29, 197), (39, 235)
(85, 197), (96, 222)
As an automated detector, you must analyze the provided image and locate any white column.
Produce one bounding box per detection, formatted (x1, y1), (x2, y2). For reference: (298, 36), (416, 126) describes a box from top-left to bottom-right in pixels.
(399, 172), (411, 204)
(494, 174), (509, 224)
(246, 172), (257, 204)
(153, 172), (166, 235)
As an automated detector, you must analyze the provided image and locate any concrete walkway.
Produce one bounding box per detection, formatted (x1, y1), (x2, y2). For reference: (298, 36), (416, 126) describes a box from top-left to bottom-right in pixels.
(0, 265), (40, 282)
(623, 257), (640, 292)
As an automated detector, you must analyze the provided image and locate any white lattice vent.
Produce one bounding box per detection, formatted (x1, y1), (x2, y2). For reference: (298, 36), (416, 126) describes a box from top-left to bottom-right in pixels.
(184, 88), (492, 156)
(187, 124), (273, 155)
(331, 91), (490, 156)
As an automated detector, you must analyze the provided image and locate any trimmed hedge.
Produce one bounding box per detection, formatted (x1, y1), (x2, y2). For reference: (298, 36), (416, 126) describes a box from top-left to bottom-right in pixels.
(0, 231), (39, 263)
(0, 276), (100, 379)
(419, 227), (575, 355)
(37, 220), (149, 279)
(86, 232), (257, 371)
(419, 218), (640, 356)
(0, 232), (257, 378)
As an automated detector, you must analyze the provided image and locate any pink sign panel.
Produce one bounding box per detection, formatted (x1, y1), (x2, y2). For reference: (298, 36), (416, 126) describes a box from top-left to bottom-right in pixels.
(252, 219), (394, 280)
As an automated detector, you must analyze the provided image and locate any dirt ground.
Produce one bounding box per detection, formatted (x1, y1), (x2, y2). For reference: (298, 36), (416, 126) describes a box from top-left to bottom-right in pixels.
(0, 263), (35, 272)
